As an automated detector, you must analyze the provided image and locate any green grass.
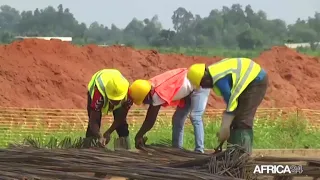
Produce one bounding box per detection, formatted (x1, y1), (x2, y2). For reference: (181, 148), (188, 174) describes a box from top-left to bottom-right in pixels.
(1, 115), (319, 150)
(143, 47), (262, 58)
(135, 46), (320, 58)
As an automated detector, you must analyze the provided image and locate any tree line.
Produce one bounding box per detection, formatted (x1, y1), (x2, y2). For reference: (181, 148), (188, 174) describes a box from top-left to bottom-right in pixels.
(0, 4), (319, 50)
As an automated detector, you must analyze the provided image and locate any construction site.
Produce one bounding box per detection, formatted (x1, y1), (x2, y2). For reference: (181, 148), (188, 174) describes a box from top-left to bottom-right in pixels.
(0, 39), (320, 180)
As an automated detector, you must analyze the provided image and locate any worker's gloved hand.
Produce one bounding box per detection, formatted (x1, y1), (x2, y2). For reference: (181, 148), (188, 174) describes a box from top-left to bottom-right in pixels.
(217, 112), (235, 143)
(135, 135), (147, 149)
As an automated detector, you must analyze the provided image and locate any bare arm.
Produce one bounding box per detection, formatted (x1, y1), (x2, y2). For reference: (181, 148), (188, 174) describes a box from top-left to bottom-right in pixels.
(105, 120), (119, 135)
(136, 105), (161, 138)
(106, 107), (130, 134)
(89, 88), (105, 138)
(89, 110), (102, 138)
(105, 98), (132, 135)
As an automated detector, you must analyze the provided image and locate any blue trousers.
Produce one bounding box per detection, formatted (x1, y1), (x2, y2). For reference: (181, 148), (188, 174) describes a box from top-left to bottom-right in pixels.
(171, 88), (210, 153)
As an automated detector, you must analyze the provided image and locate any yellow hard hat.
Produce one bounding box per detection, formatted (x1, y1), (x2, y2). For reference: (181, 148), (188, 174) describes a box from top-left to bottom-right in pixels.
(129, 79), (151, 105)
(187, 63), (206, 88)
(105, 75), (129, 101)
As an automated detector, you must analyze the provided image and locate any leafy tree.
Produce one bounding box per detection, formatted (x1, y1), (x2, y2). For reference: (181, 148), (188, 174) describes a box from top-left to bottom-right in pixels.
(0, 3), (319, 51)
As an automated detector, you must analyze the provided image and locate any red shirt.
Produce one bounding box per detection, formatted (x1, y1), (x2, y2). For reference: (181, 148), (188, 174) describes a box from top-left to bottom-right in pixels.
(90, 86), (133, 111)
(90, 87), (104, 111)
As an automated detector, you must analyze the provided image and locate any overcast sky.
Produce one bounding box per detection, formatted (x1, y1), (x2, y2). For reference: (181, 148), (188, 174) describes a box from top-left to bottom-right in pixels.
(2, 0), (320, 29)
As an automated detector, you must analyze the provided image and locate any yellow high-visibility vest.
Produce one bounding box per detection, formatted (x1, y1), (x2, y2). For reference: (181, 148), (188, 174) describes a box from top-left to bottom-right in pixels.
(87, 69), (127, 114)
(208, 58), (261, 112)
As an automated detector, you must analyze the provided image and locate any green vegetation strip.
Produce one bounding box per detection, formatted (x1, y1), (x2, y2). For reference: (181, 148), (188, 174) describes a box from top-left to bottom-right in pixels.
(138, 46), (320, 58)
(1, 115), (319, 150)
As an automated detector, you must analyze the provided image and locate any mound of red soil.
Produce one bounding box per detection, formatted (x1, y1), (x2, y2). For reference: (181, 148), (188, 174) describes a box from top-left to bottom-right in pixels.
(0, 39), (319, 109)
(255, 46), (320, 108)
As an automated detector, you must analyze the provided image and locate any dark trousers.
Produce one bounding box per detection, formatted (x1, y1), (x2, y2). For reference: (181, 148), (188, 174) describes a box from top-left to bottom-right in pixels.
(85, 92), (129, 138)
(231, 74), (269, 129)
(228, 74), (268, 154)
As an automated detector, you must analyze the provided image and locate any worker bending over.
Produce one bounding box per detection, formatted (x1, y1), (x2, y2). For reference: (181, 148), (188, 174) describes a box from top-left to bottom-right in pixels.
(129, 68), (210, 153)
(187, 58), (268, 154)
(86, 69), (132, 149)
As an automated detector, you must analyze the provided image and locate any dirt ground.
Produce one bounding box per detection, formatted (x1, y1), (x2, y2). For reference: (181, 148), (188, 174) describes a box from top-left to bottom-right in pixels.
(252, 149), (320, 157)
(1, 39), (320, 109)
(104, 174), (319, 180)
(106, 177), (125, 180)
(96, 149), (320, 180)
(1, 39), (320, 180)
(106, 174), (319, 179)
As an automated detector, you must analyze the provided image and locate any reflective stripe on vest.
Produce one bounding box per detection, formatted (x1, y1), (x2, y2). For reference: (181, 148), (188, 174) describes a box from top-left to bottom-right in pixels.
(87, 69), (125, 113)
(208, 58), (261, 112)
